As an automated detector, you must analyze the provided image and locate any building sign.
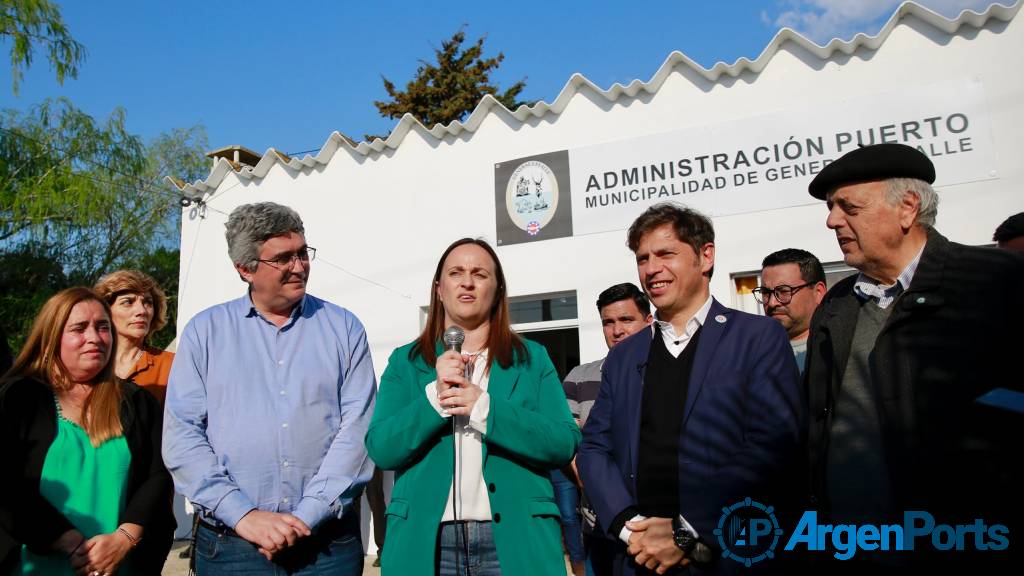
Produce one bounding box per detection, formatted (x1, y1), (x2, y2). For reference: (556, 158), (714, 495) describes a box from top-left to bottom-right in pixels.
(494, 150), (573, 245)
(495, 78), (994, 242)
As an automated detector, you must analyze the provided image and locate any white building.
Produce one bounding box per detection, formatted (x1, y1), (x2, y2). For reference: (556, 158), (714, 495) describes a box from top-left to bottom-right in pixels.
(172, 0), (1024, 546)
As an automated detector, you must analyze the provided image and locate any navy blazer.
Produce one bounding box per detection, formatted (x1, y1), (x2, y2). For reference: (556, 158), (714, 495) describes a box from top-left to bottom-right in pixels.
(578, 299), (805, 567)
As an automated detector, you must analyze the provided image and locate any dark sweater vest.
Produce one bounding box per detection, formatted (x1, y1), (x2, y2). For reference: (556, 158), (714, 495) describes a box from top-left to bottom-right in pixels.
(826, 301), (895, 525)
(637, 325), (703, 518)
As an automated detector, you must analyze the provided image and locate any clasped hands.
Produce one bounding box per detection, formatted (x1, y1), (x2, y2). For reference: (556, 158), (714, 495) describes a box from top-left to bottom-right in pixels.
(436, 350), (483, 416)
(235, 510), (311, 560)
(55, 525), (140, 576)
(627, 517), (690, 575)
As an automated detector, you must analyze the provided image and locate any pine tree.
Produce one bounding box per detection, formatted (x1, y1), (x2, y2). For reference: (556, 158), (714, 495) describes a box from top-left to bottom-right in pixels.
(373, 29), (527, 132)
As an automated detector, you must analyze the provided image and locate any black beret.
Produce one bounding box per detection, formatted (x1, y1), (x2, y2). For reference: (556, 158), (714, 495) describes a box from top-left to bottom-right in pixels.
(808, 143), (935, 200)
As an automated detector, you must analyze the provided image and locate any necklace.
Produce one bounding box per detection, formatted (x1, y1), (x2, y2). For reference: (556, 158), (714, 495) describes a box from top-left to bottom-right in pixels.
(57, 384), (91, 423)
(462, 349), (485, 363)
(461, 349), (487, 382)
(129, 347), (144, 365)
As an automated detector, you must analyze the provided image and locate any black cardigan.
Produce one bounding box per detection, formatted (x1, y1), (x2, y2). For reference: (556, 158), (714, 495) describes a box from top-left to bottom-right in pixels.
(0, 377), (174, 573)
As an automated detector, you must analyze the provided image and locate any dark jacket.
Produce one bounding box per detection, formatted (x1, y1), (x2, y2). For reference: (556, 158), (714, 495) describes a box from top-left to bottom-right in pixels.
(0, 377), (174, 574)
(579, 299), (805, 575)
(805, 229), (1024, 564)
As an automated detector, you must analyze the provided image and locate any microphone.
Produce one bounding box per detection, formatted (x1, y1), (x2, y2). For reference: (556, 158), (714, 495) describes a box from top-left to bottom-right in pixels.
(442, 324), (469, 570)
(443, 325), (465, 354)
(443, 326), (471, 383)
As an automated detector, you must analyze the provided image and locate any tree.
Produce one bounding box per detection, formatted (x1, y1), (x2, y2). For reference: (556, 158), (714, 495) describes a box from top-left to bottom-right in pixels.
(373, 29), (528, 131)
(1, 6), (200, 354)
(0, 242), (67, 353)
(1, 98), (207, 280)
(1, 98), (143, 243)
(0, 98), (206, 351)
(1, 0), (86, 95)
(138, 124), (210, 247)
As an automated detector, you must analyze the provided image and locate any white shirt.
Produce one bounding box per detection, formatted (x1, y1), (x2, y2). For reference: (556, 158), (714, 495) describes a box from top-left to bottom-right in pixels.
(652, 294), (713, 358)
(424, 351), (493, 522)
(853, 244), (925, 309)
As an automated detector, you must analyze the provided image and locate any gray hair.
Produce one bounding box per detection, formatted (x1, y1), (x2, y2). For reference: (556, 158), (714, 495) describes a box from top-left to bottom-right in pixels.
(886, 178), (938, 229)
(225, 202), (305, 271)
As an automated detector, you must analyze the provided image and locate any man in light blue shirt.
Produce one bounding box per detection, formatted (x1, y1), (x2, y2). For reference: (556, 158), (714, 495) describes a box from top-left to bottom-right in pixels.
(163, 202), (375, 575)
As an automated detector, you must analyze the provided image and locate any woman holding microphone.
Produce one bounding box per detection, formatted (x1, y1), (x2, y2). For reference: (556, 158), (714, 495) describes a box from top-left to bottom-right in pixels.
(366, 238), (580, 575)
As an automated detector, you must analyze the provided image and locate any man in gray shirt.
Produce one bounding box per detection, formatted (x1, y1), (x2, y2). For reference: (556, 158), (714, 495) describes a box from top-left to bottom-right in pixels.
(557, 283), (652, 576)
(754, 249), (826, 374)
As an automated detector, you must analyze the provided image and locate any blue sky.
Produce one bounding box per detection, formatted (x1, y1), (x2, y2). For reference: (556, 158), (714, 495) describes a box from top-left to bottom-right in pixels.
(0, 0), (1002, 159)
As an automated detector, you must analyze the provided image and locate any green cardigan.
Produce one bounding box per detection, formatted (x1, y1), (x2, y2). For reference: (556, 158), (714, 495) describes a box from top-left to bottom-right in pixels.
(365, 339), (581, 575)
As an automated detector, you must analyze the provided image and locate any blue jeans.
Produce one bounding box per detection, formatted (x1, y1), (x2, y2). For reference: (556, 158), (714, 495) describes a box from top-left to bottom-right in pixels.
(195, 516), (362, 575)
(437, 521), (501, 576)
(551, 469), (585, 564)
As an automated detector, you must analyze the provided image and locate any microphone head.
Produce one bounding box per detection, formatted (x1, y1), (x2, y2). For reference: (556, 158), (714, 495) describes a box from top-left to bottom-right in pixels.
(442, 325), (465, 352)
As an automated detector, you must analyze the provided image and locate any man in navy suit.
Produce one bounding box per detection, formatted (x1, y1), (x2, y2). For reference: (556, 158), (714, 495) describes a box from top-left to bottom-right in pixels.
(578, 203), (804, 575)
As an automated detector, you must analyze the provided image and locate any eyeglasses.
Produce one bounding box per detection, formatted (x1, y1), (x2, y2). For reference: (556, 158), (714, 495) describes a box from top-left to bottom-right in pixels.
(752, 283), (811, 305)
(256, 246), (316, 270)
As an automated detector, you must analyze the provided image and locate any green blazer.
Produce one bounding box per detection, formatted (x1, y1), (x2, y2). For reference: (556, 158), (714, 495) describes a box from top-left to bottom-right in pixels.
(366, 338), (580, 575)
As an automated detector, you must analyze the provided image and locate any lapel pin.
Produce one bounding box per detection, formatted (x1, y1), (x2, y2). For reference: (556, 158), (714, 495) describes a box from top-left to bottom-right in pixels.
(916, 297), (926, 304)
(715, 314), (727, 324)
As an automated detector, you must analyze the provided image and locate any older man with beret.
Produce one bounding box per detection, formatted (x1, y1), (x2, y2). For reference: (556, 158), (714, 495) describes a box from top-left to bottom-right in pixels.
(803, 144), (1024, 571)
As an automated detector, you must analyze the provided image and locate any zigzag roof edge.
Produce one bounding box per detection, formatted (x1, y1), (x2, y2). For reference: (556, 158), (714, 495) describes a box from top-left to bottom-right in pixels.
(169, 0), (1021, 199)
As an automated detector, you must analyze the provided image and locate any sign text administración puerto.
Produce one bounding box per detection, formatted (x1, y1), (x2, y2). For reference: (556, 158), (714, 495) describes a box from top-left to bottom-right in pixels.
(494, 78), (995, 246)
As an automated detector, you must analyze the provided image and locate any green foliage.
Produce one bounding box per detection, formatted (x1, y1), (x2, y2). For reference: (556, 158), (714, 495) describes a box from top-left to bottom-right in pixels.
(2, 98), (146, 277)
(141, 124), (210, 246)
(373, 29), (527, 133)
(148, 125), (210, 195)
(0, 244), (181, 355)
(0, 242), (66, 353)
(1, 0), (86, 95)
(0, 6), (196, 354)
(0, 98), (205, 351)
(1, 98), (207, 279)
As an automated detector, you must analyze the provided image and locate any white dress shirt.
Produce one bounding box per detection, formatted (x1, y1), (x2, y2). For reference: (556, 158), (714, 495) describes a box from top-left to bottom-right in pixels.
(853, 244), (925, 309)
(652, 294), (713, 358)
(424, 351), (494, 522)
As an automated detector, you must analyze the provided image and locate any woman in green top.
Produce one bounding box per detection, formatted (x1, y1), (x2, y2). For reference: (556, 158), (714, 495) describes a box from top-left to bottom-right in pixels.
(0, 287), (174, 576)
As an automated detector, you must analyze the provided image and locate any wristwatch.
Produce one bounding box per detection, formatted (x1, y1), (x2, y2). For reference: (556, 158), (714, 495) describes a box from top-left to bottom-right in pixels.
(671, 516), (698, 554)
(672, 516), (713, 563)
